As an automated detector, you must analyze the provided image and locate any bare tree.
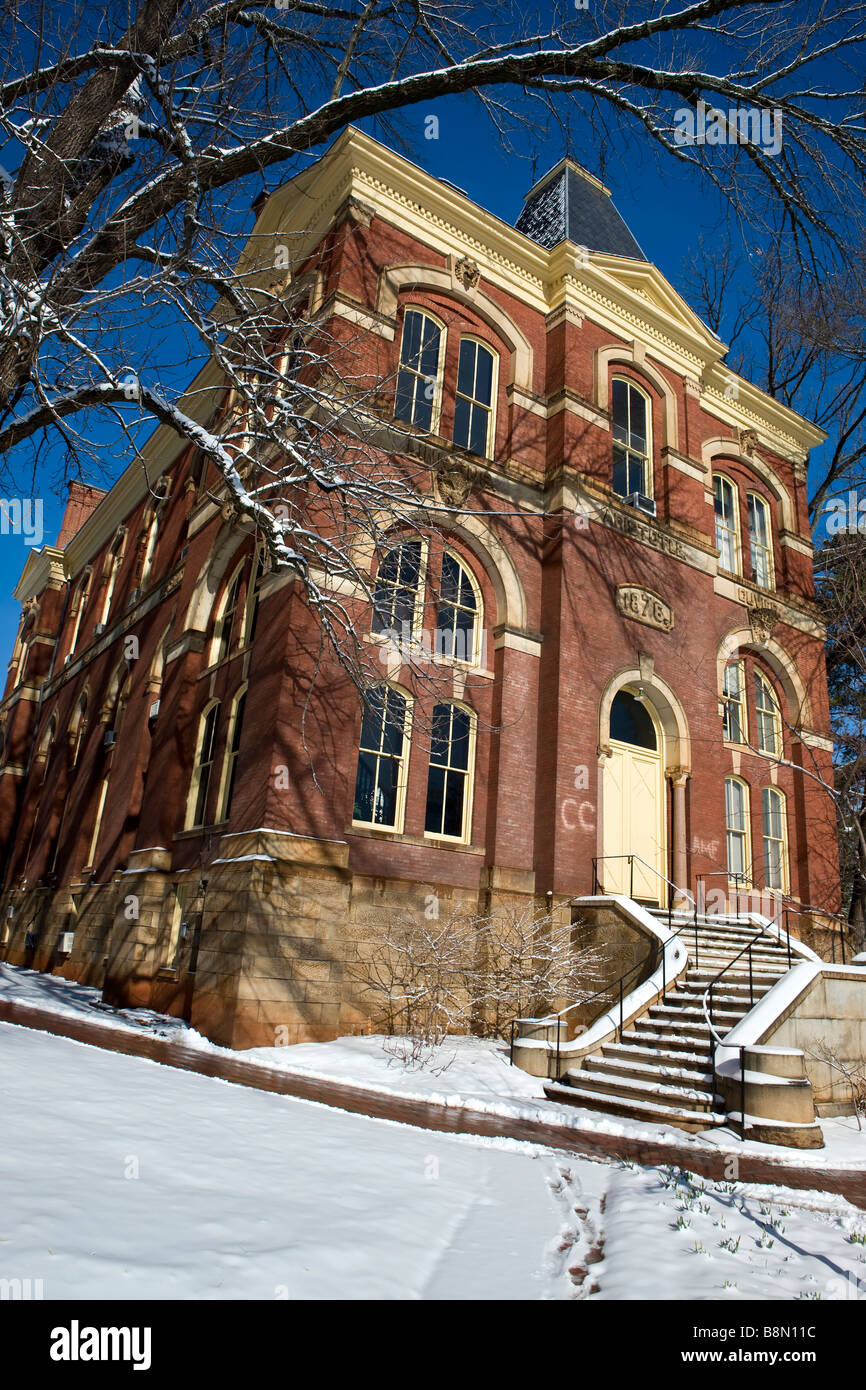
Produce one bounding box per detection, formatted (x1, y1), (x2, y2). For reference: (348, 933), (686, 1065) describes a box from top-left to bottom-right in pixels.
(349, 899), (603, 1066)
(1, 0), (866, 695)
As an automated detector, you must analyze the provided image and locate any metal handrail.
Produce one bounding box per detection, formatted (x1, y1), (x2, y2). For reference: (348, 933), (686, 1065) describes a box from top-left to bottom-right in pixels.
(700, 896), (848, 1138)
(514, 856), (697, 1076)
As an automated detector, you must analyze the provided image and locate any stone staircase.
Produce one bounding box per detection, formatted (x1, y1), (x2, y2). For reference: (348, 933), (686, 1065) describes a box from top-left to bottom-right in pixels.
(544, 910), (794, 1132)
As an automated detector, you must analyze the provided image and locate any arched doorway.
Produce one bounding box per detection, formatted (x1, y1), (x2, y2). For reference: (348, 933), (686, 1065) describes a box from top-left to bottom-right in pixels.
(602, 689), (667, 905)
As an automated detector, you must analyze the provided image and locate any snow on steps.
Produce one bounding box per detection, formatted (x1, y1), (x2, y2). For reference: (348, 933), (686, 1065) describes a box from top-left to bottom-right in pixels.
(543, 906), (793, 1134)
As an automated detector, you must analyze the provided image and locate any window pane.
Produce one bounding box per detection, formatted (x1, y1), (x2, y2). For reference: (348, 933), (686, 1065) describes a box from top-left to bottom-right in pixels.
(474, 345), (494, 404)
(453, 395), (472, 451)
(353, 750), (377, 822)
(611, 379), (628, 443)
(628, 386), (647, 452)
(424, 764), (446, 834)
(613, 447), (629, 497)
(442, 770), (465, 837)
(469, 404), (487, 456)
(456, 339), (476, 397)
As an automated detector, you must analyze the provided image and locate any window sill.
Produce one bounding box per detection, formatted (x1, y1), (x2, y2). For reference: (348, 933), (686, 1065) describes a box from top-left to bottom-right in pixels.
(157, 966), (179, 981)
(347, 823), (484, 854)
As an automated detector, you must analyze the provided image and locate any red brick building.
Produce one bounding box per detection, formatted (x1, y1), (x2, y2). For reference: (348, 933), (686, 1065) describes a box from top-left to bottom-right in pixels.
(0, 129), (840, 1048)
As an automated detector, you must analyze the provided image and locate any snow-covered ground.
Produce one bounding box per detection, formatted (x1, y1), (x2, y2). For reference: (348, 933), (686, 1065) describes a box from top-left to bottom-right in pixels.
(2, 1021), (866, 1300)
(2, 962), (866, 1168)
(0, 1023), (572, 1300)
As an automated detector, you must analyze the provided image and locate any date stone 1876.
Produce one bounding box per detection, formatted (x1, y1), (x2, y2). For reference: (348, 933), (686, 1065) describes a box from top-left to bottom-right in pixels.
(615, 585), (674, 632)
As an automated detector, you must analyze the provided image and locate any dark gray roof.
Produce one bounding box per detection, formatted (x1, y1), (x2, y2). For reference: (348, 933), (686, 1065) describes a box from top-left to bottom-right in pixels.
(515, 159), (646, 261)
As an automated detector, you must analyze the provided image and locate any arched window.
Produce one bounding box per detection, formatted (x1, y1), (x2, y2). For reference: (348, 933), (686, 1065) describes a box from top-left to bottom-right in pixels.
(425, 701), (475, 841)
(67, 569), (92, 657)
(747, 492), (774, 590)
(761, 786), (789, 892)
(722, 661), (747, 744)
(84, 776), (110, 871)
(725, 776), (751, 882)
(241, 545), (265, 647)
(612, 378), (651, 500)
(186, 700), (220, 829)
(610, 690), (657, 750)
(353, 685), (411, 830)
(69, 696), (88, 767)
(211, 563), (243, 664)
(436, 551), (480, 664)
(218, 685), (247, 821)
(138, 511), (160, 592)
(395, 309), (443, 434)
(371, 539), (424, 636)
(453, 338), (496, 457)
(98, 529), (126, 628)
(12, 635), (30, 690)
(714, 474), (740, 574)
(754, 670), (781, 757)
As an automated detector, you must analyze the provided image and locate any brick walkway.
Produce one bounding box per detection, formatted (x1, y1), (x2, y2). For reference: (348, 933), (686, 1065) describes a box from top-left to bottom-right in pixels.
(2, 997), (865, 1208)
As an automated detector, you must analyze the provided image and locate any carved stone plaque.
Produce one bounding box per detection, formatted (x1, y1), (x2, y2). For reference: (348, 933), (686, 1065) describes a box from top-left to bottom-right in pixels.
(615, 585), (674, 632)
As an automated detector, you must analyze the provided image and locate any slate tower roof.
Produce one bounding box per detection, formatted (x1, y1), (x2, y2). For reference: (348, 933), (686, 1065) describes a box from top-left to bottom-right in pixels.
(516, 158), (646, 260)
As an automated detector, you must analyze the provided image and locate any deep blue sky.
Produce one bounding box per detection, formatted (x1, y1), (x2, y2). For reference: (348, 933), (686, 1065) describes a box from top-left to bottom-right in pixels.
(0, 57), (837, 662)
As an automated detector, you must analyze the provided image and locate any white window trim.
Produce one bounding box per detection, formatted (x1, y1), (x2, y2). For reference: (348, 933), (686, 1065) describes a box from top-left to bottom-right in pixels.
(725, 775), (753, 885)
(454, 335), (499, 460)
(433, 548), (483, 669)
(747, 490), (775, 592)
(185, 699), (221, 830)
(82, 775), (110, 873)
(370, 536), (428, 645)
(351, 683), (414, 835)
(722, 660), (748, 746)
(611, 374), (653, 499)
(395, 307), (446, 437)
(714, 472), (741, 576)
(216, 684), (247, 822)
(754, 670), (782, 758)
(208, 561), (245, 666)
(423, 699), (477, 845)
(761, 785), (790, 894)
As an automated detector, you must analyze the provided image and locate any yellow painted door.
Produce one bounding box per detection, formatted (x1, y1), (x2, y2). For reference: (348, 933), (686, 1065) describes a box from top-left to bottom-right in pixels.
(602, 740), (665, 905)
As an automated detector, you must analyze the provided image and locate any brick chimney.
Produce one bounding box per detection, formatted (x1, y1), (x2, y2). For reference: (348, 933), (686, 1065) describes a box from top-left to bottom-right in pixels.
(56, 481), (107, 549)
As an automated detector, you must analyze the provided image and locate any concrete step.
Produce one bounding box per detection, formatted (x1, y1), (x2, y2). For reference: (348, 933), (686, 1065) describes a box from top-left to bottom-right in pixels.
(621, 1026), (715, 1053)
(544, 1080), (727, 1131)
(646, 1002), (742, 1026)
(601, 1040), (715, 1071)
(584, 1051), (714, 1088)
(572, 1067), (719, 1112)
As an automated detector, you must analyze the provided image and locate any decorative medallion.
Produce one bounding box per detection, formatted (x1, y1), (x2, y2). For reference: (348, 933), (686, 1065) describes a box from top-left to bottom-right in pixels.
(454, 256), (481, 292)
(748, 603), (778, 647)
(615, 585), (674, 632)
(432, 457), (474, 508)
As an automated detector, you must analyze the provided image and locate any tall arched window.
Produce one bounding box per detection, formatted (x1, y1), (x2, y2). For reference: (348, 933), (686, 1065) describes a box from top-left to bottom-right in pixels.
(714, 474), (740, 574)
(453, 338), (496, 457)
(754, 670), (781, 757)
(371, 539), (424, 636)
(762, 786), (789, 892)
(352, 685), (411, 830)
(84, 776), (110, 871)
(218, 685), (247, 821)
(211, 563), (243, 664)
(747, 492), (774, 590)
(395, 309), (443, 433)
(98, 529), (126, 628)
(436, 550), (480, 664)
(722, 661), (747, 744)
(612, 377), (651, 500)
(241, 545), (265, 647)
(424, 701), (475, 841)
(186, 700), (220, 829)
(69, 696), (88, 767)
(725, 776), (751, 882)
(67, 569), (92, 657)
